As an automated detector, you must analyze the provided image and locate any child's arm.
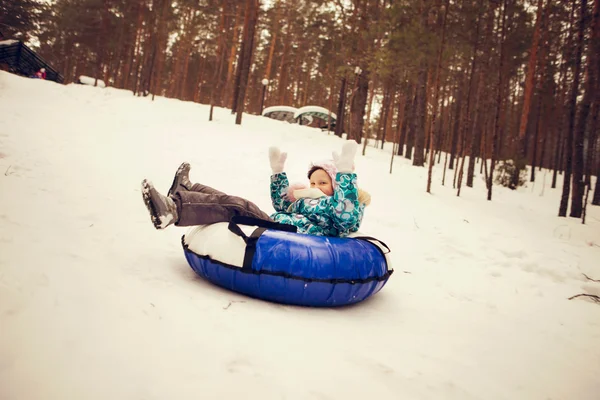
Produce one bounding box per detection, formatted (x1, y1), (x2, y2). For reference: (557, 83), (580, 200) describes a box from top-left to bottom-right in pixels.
(268, 146), (292, 212)
(270, 173), (293, 212)
(330, 140), (361, 231)
(329, 172), (362, 231)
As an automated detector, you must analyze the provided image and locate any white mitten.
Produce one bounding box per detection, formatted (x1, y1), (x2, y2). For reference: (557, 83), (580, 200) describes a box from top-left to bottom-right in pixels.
(332, 140), (358, 173)
(268, 146), (287, 174)
(293, 188), (327, 200)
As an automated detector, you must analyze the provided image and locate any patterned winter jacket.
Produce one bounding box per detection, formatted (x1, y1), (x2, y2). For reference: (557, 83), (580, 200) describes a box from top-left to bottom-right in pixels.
(269, 172), (365, 237)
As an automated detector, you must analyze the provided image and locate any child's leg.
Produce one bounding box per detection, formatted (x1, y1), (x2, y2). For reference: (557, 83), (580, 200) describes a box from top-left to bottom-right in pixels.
(188, 183), (227, 196)
(168, 162), (226, 197)
(173, 190), (272, 227)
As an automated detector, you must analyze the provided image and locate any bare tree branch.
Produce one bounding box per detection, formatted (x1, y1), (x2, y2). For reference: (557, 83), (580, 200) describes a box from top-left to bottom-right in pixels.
(223, 300), (246, 310)
(334, 0), (348, 23)
(568, 293), (600, 303)
(583, 273), (600, 283)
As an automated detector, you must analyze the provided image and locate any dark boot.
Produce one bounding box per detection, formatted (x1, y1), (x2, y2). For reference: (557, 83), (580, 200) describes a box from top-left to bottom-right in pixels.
(167, 162), (192, 197)
(141, 179), (179, 229)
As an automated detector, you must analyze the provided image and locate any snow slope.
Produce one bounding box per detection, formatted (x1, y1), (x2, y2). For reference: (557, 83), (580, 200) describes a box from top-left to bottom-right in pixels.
(0, 71), (599, 400)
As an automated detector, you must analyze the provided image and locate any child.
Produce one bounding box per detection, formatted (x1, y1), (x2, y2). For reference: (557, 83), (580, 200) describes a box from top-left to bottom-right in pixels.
(141, 139), (369, 237)
(34, 68), (46, 79)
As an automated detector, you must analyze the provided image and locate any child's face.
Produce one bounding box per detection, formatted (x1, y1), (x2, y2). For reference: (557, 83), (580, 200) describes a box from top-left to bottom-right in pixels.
(309, 169), (334, 196)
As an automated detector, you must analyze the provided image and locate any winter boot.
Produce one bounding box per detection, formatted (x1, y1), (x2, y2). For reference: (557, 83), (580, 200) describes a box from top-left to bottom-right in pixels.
(167, 162), (192, 197)
(141, 179), (179, 229)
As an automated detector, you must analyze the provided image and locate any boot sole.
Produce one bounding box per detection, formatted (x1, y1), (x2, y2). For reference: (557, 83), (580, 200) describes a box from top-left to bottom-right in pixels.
(141, 180), (163, 229)
(168, 162), (191, 197)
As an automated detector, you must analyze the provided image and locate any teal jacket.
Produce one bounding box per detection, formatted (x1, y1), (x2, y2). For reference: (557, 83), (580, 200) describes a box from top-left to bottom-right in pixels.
(269, 172), (364, 237)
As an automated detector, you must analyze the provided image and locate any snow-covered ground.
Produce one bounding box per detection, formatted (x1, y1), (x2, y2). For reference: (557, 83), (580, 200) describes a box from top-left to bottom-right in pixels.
(76, 75), (107, 88)
(0, 70), (599, 400)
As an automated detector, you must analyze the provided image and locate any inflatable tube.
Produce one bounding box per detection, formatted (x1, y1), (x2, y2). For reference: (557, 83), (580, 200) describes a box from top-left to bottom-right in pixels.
(182, 216), (393, 307)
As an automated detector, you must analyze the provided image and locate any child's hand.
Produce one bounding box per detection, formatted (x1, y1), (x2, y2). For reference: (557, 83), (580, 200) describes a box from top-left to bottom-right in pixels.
(269, 146), (287, 174)
(332, 140), (358, 173)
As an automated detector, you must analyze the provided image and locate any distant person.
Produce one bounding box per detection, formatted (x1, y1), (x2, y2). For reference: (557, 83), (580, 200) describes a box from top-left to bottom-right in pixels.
(140, 140), (371, 238)
(33, 68), (46, 79)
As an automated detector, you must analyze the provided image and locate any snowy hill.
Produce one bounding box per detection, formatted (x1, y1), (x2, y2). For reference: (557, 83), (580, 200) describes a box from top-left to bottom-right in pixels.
(0, 70), (599, 400)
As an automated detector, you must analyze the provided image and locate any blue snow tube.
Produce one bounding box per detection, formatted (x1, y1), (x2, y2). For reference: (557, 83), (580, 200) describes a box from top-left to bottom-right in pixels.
(182, 216), (393, 307)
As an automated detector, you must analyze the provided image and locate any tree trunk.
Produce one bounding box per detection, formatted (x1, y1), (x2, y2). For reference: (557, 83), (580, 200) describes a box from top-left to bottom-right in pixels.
(412, 2), (430, 167)
(498, 79), (515, 161)
(383, 86), (396, 148)
(145, 39), (158, 97)
(177, 18), (195, 100)
(551, 17), (573, 188)
(134, 25), (151, 96)
(335, 76), (347, 137)
(224, 4), (243, 108)
(423, 68), (434, 154)
(559, 0), (586, 217)
(347, 0), (374, 144)
(465, 71), (484, 187)
(570, 0), (597, 217)
(151, 0), (171, 98)
(327, 69), (335, 133)
(122, 1), (144, 90)
(405, 84), (419, 160)
(513, 0), (545, 188)
(210, 0), (228, 121)
(349, 69), (369, 143)
(277, 7), (293, 105)
(96, 0), (110, 86)
(427, 0), (449, 192)
(413, 63), (428, 166)
(530, 95), (542, 182)
(593, 149), (600, 205)
(376, 85), (390, 146)
(170, 9), (195, 98)
(530, 0), (552, 177)
(536, 3), (555, 175)
(264, 0), (281, 83)
(537, 90), (551, 172)
(277, 38), (291, 105)
(436, 82), (450, 164)
(398, 82), (415, 156)
(587, 100), (599, 193)
(231, 6), (248, 113)
(457, 0), (483, 195)
(378, 82), (392, 148)
(301, 60), (313, 106)
(467, 2), (495, 187)
(586, 101), (599, 187)
(362, 75), (378, 155)
(531, 5), (552, 182)
(390, 92), (406, 174)
(292, 50), (303, 104)
(585, 0), (600, 194)
(235, 0), (259, 125)
(482, 112), (490, 185)
(442, 82), (455, 184)
(448, 80), (463, 169)
(198, 55), (209, 102)
(396, 93), (407, 150)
